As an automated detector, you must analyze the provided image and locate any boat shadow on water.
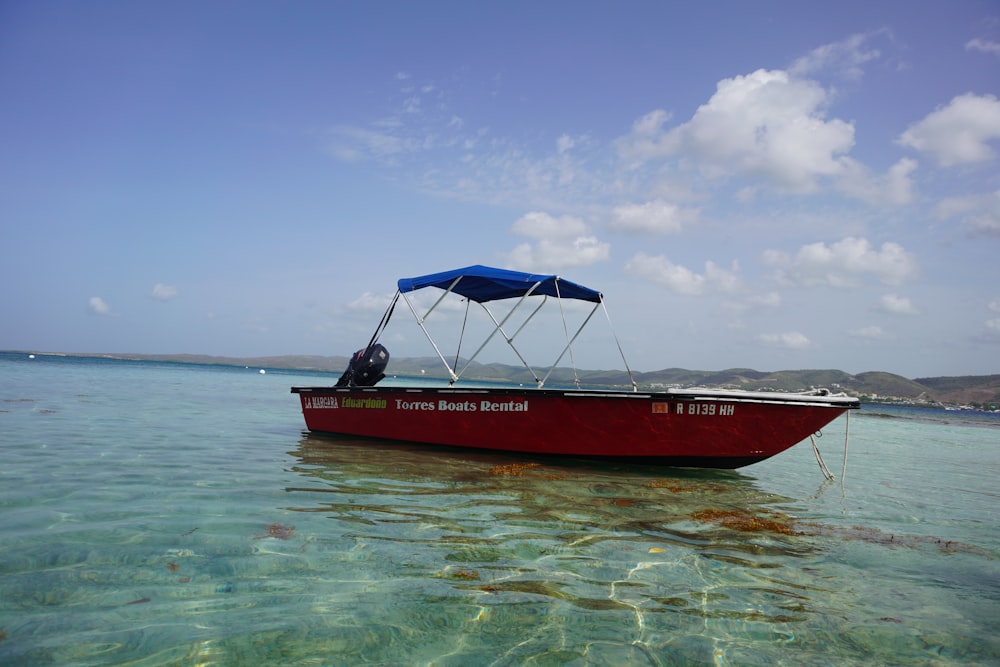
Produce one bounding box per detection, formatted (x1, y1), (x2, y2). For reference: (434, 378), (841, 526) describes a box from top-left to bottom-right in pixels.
(269, 430), (997, 667)
(284, 432), (990, 564)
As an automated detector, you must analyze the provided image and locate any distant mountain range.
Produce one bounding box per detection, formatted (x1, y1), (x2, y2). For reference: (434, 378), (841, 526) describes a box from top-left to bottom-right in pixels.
(24, 351), (998, 407)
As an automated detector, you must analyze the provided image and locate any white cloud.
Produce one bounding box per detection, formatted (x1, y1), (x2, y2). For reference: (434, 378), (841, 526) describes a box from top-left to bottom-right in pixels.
(557, 134), (575, 154)
(152, 283), (178, 301)
(625, 253), (705, 295)
(618, 68), (856, 192)
(898, 93), (1000, 167)
(327, 124), (413, 163)
(505, 212), (610, 272)
(985, 318), (1000, 342)
(983, 304), (1000, 342)
(763, 236), (918, 288)
(850, 325), (893, 340)
(935, 190), (1000, 237)
(347, 291), (395, 313)
(723, 289), (781, 320)
(609, 200), (700, 235)
(507, 237), (610, 272)
(624, 253), (741, 295)
(966, 38), (1000, 56)
(790, 31), (884, 80)
(750, 291), (782, 308)
(704, 260), (742, 293)
(89, 297), (111, 315)
(836, 157), (917, 206)
(757, 331), (812, 349)
(615, 109), (676, 167)
(879, 293), (920, 315)
(511, 212), (588, 239)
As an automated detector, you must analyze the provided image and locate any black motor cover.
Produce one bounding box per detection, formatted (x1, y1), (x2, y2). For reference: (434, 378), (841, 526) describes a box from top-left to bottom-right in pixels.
(335, 344), (389, 387)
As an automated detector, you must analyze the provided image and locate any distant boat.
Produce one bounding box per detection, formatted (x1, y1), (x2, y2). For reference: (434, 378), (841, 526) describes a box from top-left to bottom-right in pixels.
(292, 265), (858, 469)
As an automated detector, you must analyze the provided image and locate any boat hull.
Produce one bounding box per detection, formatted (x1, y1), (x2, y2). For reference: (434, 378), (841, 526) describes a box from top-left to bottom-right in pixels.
(291, 386), (858, 468)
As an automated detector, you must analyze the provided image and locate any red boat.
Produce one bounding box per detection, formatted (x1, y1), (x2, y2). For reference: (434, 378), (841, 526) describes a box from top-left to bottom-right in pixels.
(292, 265), (858, 469)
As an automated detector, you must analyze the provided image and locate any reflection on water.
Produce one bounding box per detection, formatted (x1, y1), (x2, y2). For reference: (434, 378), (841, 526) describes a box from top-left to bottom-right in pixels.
(279, 434), (816, 664)
(263, 433), (995, 665)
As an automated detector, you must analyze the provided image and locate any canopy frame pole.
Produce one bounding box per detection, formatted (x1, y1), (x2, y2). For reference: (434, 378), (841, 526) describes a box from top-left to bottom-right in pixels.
(453, 297), (471, 373)
(417, 275), (463, 323)
(505, 295), (548, 343)
(540, 300), (601, 388)
(454, 281), (543, 383)
(464, 295), (548, 386)
(400, 287), (460, 383)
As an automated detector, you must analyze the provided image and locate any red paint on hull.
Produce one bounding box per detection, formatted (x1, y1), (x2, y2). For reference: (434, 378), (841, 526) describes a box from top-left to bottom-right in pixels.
(291, 386), (857, 468)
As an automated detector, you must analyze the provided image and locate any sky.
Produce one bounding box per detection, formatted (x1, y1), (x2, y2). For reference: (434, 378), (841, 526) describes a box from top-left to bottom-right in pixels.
(1, 1), (999, 379)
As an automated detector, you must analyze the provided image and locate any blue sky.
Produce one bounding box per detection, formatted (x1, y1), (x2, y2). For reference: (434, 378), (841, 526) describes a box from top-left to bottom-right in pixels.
(2, 1), (999, 378)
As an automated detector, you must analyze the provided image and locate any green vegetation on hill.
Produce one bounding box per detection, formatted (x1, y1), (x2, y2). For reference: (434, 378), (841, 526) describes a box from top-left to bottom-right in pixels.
(914, 374), (1000, 405)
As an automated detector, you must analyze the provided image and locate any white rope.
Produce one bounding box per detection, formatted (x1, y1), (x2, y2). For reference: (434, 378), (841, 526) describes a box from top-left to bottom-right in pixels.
(840, 409), (851, 484)
(811, 434), (835, 480)
(600, 299), (638, 392)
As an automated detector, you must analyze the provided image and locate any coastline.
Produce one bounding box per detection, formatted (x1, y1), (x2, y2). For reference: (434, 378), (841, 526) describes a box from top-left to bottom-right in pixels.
(4, 349), (998, 410)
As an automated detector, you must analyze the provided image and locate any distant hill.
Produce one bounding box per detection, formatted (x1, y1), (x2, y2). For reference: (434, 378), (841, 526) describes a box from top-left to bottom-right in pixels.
(914, 374), (1000, 405)
(8, 350), (999, 408)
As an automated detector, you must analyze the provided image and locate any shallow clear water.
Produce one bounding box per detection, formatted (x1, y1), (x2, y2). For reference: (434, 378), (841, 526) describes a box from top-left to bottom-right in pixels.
(1, 352), (997, 666)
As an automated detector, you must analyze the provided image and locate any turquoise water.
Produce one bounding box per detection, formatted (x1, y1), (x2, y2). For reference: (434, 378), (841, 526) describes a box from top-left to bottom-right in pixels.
(1, 352), (997, 666)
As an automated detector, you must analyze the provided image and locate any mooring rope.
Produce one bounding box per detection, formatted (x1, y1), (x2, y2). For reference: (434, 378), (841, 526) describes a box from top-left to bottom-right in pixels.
(841, 409), (851, 485)
(811, 433), (835, 480)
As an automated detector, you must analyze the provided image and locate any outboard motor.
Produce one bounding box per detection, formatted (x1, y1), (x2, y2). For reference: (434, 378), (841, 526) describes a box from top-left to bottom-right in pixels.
(335, 344), (389, 387)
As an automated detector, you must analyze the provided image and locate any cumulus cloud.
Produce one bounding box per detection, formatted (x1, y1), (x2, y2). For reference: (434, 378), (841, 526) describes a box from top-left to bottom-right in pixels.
(898, 93), (1000, 167)
(989, 299), (1000, 313)
(608, 200), (700, 235)
(617, 68), (855, 192)
(152, 283), (178, 301)
(624, 252), (741, 295)
(879, 293), (920, 315)
(850, 325), (893, 340)
(935, 190), (1000, 237)
(757, 331), (812, 349)
(763, 236), (918, 288)
(505, 212), (610, 271)
(89, 297), (111, 315)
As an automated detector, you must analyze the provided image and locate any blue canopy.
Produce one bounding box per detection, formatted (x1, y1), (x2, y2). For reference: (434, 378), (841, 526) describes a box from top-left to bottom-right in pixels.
(397, 265), (603, 303)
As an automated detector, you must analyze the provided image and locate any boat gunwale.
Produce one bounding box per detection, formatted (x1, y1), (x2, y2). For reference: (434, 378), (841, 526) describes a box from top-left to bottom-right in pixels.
(290, 384), (860, 409)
